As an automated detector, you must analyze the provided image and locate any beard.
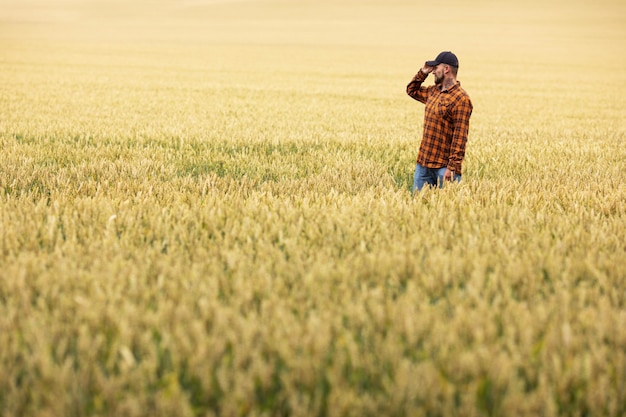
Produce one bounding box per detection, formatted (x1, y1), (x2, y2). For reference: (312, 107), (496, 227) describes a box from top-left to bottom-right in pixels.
(434, 73), (443, 85)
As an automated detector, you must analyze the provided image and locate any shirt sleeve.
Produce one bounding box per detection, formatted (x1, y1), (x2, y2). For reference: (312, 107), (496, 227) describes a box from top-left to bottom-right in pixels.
(447, 96), (473, 173)
(406, 70), (429, 104)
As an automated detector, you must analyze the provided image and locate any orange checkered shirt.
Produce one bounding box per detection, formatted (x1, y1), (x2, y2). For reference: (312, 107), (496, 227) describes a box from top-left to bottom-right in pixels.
(407, 70), (473, 174)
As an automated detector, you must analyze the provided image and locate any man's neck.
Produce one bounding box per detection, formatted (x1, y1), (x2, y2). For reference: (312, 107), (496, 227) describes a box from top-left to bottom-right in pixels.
(441, 77), (456, 91)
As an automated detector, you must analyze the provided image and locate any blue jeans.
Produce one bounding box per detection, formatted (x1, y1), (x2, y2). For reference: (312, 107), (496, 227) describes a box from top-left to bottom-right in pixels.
(413, 163), (461, 192)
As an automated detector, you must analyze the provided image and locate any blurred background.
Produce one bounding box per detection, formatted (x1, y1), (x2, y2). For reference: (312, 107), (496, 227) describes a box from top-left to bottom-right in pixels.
(2, 0), (625, 137)
(2, 0), (625, 59)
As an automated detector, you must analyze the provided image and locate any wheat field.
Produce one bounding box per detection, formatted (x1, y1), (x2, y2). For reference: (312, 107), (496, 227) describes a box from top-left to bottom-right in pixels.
(1, 0), (625, 416)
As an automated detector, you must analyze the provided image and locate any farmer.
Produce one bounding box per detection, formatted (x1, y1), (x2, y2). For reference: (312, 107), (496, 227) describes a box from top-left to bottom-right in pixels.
(406, 51), (473, 192)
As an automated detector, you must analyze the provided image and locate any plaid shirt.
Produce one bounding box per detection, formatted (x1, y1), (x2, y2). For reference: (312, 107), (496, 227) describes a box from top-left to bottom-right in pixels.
(406, 70), (473, 174)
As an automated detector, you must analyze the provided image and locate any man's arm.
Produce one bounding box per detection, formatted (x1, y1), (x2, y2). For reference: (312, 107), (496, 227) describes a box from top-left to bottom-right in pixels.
(406, 66), (433, 104)
(447, 96), (473, 174)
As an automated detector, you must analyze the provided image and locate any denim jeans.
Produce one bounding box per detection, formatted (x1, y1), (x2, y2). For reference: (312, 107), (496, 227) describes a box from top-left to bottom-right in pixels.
(413, 163), (461, 192)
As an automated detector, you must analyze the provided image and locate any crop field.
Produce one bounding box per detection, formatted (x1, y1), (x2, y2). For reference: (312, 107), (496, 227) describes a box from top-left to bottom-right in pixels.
(1, 0), (625, 416)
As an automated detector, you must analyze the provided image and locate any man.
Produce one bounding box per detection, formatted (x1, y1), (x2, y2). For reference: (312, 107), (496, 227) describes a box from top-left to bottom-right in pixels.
(406, 51), (473, 192)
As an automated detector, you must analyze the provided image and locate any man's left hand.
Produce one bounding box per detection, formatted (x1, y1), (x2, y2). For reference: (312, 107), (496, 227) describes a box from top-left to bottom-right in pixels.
(443, 168), (455, 181)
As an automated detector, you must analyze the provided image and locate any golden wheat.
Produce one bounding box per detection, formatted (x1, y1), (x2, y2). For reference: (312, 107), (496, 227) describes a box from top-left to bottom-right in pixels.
(1, 0), (625, 416)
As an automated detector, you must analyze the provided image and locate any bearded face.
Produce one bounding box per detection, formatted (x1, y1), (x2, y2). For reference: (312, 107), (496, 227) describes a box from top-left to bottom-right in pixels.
(433, 64), (445, 85)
